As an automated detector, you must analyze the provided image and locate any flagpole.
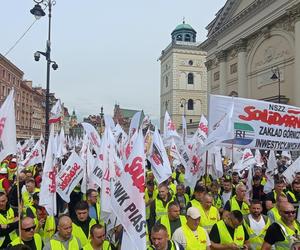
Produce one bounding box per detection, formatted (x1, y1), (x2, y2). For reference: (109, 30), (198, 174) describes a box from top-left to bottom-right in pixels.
(205, 151), (208, 186)
(16, 158), (22, 237)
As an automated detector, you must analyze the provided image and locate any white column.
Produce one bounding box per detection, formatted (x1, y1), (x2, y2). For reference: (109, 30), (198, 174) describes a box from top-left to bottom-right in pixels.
(205, 60), (213, 114)
(236, 39), (248, 98)
(216, 50), (227, 95)
(294, 15), (300, 107)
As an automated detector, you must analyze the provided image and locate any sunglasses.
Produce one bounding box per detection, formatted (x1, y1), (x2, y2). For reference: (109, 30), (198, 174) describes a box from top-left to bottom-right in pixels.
(22, 225), (36, 232)
(283, 210), (296, 215)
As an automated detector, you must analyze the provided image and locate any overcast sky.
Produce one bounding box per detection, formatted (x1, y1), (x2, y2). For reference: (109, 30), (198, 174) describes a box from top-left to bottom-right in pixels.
(1, 1), (226, 124)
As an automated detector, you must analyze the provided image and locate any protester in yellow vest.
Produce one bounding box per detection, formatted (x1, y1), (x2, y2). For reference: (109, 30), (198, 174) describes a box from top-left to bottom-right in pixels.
(187, 185), (207, 211)
(262, 202), (300, 250)
(148, 224), (184, 250)
(86, 188), (104, 225)
(22, 178), (40, 208)
(44, 215), (81, 250)
(157, 201), (187, 237)
(267, 195), (288, 223)
(199, 193), (220, 233)
(83, 224), (111, 250)
(174, 183), (189, 215)
(209, 210), (250, 250)
(145, 180), (158, 220)
(224, 183), (250, 215)
(0, 192), (18, 248)
(148, 183), (174, 231)
(36, 206), (56, 242)
(172, 207), (211, 250)
(243, 200), (271, 250)
(9, 217), (43, 250)
(71, 201), (97, 247)
(210, 181), (223, 210)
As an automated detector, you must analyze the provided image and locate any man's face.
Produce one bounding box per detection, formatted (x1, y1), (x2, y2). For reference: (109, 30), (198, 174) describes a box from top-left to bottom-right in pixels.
(88, 191), (98, 205)
(21, 218), (35, 240)
(194, 191), (205, 202)
(0, 194), (7, 210)
(58, 218), (72, 240)
(223, 182), (232, 192)
(25, 182), (35, 193)
(232, 175), (239, 183)
(230, 216), (242, 229)
(275, 183), (285, 193)
(236, 186), (246, 200)
(293, 183), (300, 193)
(147, 184), (154, 192)
(187, 216), (200, 231)
(176, 186), (184, 196)
(279, 203), (296, 224)
(250, 203), (262, 217)
(91, 227), (106, 246)
(76, 209), (88, 222)
(202, 196), (213, 210)
(158, 186), (168, 200)
(151, 230), (168, 250)
(168, 206), (180, 221)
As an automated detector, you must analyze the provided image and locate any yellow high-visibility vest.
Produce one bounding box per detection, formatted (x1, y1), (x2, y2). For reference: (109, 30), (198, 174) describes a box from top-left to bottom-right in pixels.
(230, 195), (249, 215)
(274, 218), (300, 250)
(82, 240), (111, 250)
(216, 220), (245, 247)
(0, 207), (17, 247)
(160, 215), (186, 237)
(50, 236), (80, 250)
(72, 219), (96, 247)
(243, 215), (270, 250)
(181, 223), (208, 250)
(155, 197), (174, 221)
(39, 216), (56, 242)
(198, 203), (219, 232)
(10, 234), (42, 250)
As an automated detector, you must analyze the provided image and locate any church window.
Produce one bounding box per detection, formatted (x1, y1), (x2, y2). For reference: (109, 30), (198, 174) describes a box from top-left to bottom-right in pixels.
(188, 60), (193, 66)
(187, 99), (194, 110)
(188, 73), (194, 84)
(184, 34), (191, 42)
(176, 35), (182, 41)
(165, 76), (168, 88)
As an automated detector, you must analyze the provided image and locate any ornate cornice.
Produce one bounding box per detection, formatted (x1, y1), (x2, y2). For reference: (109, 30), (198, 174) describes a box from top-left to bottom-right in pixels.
(287, 3), (300, 23)
(204, 60), (213, 70)
(235, 39), (247, 53)
(216, 50), (227, 62)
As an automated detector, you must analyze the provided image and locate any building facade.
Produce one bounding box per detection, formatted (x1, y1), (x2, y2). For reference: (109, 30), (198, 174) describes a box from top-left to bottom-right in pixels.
(201, 0), (300, 107)
(159, 21), (207, 134)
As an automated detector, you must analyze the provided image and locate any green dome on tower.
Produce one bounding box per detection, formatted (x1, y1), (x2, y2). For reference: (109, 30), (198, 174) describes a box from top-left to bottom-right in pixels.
(171, 20), (196, 42)
(173, 23), (195, 32)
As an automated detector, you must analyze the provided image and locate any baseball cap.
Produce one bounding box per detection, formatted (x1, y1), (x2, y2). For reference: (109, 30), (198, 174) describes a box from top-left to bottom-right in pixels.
(186, 207), (200, 219)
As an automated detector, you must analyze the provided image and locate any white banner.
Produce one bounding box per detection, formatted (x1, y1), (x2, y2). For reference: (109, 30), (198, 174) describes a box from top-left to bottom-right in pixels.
(110, 131), (146, 250)
(149, 128), (172, 184)
(0, 89), (16, 162)
(192, 114), (208, 145)
(81, 122), (101, 155)
(19, 139), (43, 168)
(163, 111), (180, 140)
(282, 156), (300, 184)
(56, 150), (84, 202)
(210, 95), (300, 150)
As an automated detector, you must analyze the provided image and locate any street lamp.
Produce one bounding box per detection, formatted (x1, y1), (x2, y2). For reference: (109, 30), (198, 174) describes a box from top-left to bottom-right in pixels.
(271, 67), (281, 104)
(99, 106), (104, 138)
(30, 0), (58, 145)
(180, 98), (187, 117)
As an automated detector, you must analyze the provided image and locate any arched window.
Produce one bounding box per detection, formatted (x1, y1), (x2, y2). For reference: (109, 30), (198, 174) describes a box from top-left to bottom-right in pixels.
(187, 99), (194, 110)
(184, 34), (191, 42)
(165, 76), (168, 88)
(188, 73), (194, 84)
(176, 35), (182, 41)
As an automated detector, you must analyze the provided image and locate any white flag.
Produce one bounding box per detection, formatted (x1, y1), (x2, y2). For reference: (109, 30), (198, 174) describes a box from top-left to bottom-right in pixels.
(81, 122), (101, 155)
(56, 150), (85, 203)
(163, 111), (180, 140)
(0, 89), (16, 162)
(129, 111), (141, 138)
(39, 125), (57, 216)
(192, 115), (208, 145)
(282, 156), (300, 184)
(49, 99), (62, 124)
(255, 149), (264, 166)
(264, 150), (277, 193)
(110, 130), (146, 250)
(56, 127), (68, 158)
(149, 128), (172, 184)
(19, 139), (43, 168)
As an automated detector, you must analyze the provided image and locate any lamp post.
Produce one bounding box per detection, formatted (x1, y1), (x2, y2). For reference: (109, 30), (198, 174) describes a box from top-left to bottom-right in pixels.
(180, 99), (187, 117)
(99, 106), (104, 138)
(271, 67), (281, 104)
(30, 0), (58, 145)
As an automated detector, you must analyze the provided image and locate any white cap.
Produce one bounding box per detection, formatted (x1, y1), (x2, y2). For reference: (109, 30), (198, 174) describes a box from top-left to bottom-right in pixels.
(281, 151), (291, 159)
(186, 207), (201, 219)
